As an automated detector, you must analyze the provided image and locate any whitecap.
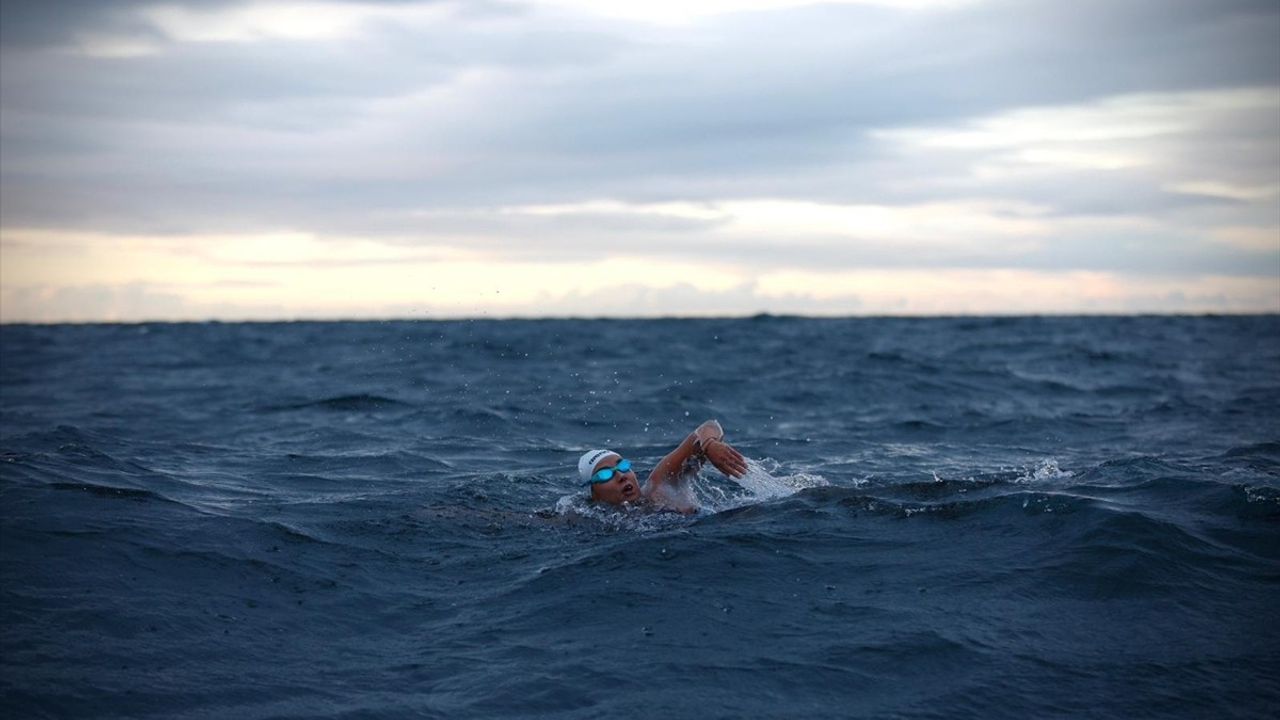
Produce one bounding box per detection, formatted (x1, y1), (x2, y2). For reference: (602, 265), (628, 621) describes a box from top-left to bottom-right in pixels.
(1013, 458), (1074, 484)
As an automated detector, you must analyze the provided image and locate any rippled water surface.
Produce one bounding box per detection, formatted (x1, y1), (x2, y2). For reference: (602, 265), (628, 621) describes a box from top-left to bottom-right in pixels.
(2, 316), (1278, 719)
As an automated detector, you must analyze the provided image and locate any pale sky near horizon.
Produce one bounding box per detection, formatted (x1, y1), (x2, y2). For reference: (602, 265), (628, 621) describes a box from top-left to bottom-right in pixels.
(1, 0), (1277, 322)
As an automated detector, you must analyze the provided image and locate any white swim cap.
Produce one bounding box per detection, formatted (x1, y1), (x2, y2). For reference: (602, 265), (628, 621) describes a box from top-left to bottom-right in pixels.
(578, 448), (618, 481)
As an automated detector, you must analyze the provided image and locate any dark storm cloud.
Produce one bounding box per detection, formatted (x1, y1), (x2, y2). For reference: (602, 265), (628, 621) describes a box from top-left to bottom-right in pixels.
(0, 0), (153, 47)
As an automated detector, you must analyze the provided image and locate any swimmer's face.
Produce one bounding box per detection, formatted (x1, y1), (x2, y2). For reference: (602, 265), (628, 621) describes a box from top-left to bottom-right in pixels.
(589, 454), (641, 505)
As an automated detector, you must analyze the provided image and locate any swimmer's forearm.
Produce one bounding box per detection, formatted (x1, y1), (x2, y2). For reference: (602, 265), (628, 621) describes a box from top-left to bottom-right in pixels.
(648, 428), (707, 489)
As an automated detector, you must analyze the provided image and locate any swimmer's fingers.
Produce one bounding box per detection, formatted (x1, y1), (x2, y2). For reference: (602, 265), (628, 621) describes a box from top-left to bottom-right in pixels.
(710, 457), (739, 478)
(723, 445), (747, 476)
(708, 442), (748, 478)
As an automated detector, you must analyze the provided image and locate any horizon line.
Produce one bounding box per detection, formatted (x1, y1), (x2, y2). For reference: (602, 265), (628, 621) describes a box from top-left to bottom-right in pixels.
(3, 310), (1278, 327)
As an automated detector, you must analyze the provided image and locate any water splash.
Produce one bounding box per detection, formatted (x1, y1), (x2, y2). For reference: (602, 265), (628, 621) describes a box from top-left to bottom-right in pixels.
(550, 492), (690, 532)
(1013, 458), (1073, 484)
(692, 457), (829, 512)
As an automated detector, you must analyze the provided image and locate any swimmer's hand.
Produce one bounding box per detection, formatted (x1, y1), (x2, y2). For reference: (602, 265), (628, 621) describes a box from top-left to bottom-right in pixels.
(703, 438), (748, 478)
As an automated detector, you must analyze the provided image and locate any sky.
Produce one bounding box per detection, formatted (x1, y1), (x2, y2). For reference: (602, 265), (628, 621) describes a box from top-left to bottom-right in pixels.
(0, 0), (1277, 321)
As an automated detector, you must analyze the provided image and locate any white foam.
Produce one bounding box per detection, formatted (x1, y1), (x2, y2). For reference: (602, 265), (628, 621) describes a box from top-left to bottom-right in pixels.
(1013, 458), (1073, 484)
(1243, 485), (1279, 505)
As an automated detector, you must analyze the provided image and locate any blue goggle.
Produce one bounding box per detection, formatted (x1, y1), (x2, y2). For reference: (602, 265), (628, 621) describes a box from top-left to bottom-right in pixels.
(587, 459), (632, 484)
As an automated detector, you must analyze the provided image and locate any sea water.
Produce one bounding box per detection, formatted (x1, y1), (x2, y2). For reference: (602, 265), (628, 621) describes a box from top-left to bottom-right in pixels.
(2, 316), (1278, 718)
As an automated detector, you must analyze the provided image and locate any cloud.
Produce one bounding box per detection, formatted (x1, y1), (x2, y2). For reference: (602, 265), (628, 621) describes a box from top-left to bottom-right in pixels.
(1, 281), (212, 323)
(3, 226), (1276, 322)
(1, 0), (1277, 320)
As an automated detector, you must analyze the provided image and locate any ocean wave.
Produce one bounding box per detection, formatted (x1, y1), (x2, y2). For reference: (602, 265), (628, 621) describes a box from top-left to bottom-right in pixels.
(261, 394), (412, 412)
(44, 481), (176, 504)
(5, 317), (1279, 719)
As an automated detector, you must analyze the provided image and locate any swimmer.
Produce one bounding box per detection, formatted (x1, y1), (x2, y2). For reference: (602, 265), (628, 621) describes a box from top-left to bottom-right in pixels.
(578, 419), (748, 513)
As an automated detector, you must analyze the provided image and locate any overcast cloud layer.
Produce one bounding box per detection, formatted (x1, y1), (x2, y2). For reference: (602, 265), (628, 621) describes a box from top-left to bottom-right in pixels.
(1, 0), (1277, 320)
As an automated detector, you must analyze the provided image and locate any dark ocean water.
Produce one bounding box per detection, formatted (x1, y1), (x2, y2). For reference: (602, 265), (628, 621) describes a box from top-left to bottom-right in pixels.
(2, 316), (1279, 719)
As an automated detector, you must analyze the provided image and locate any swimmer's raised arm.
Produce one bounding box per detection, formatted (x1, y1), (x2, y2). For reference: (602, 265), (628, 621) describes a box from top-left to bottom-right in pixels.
(647, 420), (747, 493)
